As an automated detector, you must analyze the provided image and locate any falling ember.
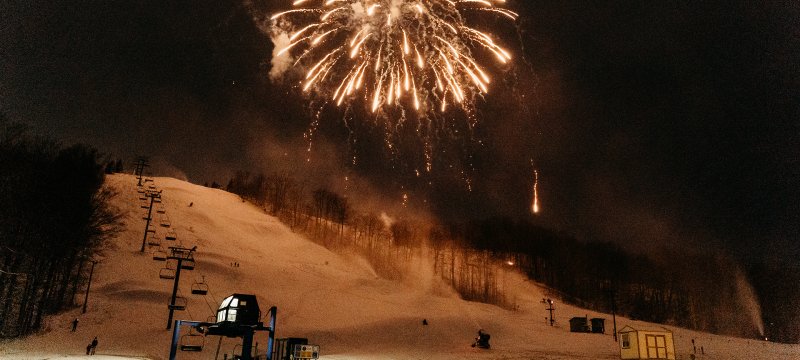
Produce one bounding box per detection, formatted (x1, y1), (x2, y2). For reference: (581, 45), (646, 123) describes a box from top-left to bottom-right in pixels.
(269, 0), (517, 114)
(531, 169), (540, 214)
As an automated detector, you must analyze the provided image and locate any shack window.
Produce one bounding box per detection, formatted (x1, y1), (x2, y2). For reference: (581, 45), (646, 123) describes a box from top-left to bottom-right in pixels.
(621, 334), (630, 349)
(646, 334), (667, 359)
(220, 296), (233, 309)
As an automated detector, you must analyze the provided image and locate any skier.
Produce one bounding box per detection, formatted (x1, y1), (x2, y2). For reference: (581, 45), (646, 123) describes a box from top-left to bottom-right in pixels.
(90, 337), (98, 355)
(71, 318), (79, 332)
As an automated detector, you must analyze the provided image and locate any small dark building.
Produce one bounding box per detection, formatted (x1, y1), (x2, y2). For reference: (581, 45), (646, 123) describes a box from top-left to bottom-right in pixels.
(591, 318), (605, 334)
(569, 317), (590, 333)
(205, 294), (263, 338)
(215, 294), (260, 326)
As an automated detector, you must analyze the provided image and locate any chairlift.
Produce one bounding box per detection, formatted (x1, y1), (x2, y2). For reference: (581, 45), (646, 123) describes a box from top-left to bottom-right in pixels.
(147, 234), (161, 246)
(153, 249), (167, 261)
(137, 187), (146, 194)
(179, 331), (204, 352)
(154, 197), (162, 203)
(160, 215), (171, 227)
(181, 259), (195, 271)
(165, 230), (177, 241)
(159, 267), (175, 279)
(156, 206), (166, 214)
(159, 261), (177, 279)
(168, 296), (187, 311)
(191, 276), (209, 295)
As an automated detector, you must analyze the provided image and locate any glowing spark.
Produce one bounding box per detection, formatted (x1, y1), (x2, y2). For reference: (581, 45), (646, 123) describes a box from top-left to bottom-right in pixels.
(531, 169), (540, 214)
(270, 0), (516, 114)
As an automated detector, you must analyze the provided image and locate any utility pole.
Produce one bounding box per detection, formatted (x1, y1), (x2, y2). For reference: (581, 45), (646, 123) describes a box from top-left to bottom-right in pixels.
(82, 261), (98, 314)
(611, 287), (618, 342)
(166, 246), (196, 330)
(140, 190), (161, 252)
(542, 298), (555, 326)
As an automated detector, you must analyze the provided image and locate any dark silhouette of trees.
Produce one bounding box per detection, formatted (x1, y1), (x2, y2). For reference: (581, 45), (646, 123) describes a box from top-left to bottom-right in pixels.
(0, 119), (121, 338)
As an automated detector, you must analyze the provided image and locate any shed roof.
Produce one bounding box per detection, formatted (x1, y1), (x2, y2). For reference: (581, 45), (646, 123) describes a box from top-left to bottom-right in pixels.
(619, 325), (672, 333)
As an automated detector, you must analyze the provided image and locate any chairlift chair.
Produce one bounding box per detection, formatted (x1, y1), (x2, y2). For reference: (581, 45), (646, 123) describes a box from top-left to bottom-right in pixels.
(156, 206), (166, 214)
(160, 215), (171, 227)
(165, 230), (177, 241)
(147, 234), (161, 246)
(191, 276), (209, 295)
(153, 249), (167, 261)
(159, 267), (175, 279)
(159, 261), (177, 279)
(179, 332), (204, 352)
(168, 296), (187, 311)
(181, 259), (195, 271)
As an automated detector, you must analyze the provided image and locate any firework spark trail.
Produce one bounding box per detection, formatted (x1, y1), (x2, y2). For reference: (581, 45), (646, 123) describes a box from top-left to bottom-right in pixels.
(531, 169), (540, 214)
(270, 0), (516, 114)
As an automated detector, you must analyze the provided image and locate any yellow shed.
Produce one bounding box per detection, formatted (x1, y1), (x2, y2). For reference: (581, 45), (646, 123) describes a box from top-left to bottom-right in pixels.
(618, 325), (676, 359)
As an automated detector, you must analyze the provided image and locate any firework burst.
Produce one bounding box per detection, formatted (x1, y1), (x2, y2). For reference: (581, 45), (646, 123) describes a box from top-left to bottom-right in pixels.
(270, 0), (517, 114)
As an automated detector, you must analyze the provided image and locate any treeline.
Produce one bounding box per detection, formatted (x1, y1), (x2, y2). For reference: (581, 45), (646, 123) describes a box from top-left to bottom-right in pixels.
(224, 170), (766, 338)
(451, 217), (767, 337)
(224, 171), (514, 305)
(0, 119), (120, 337)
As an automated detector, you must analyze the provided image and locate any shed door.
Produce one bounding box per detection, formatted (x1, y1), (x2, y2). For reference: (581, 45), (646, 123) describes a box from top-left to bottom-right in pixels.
(645, 335), (667, 359)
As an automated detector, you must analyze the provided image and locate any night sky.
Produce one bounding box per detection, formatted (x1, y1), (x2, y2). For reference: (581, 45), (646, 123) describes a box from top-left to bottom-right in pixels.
(2, 0), (798, 268)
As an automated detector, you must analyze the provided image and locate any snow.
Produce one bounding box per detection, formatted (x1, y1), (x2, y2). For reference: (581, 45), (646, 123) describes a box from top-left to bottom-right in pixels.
(2, 174), (798, 360)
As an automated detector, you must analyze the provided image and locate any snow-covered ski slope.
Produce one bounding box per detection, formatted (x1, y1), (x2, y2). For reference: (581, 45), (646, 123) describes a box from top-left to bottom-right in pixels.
(2, 174), (797, 360)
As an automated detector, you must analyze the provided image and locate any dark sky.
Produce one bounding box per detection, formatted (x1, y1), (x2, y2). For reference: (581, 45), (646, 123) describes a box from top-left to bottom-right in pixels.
(2, 0), (798, 265)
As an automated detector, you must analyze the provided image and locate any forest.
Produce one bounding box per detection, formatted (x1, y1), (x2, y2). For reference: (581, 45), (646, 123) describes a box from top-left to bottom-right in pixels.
(0, 118), (120, 337)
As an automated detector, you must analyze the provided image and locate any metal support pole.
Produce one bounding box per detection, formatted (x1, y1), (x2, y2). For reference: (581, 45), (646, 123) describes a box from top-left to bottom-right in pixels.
(140, 194), (156, 252)
(241, 329), (254, 360)
(169, 320), (182, 360)
(266, 306), (277, 360)
(82, 261), (97, 314)
(543, 298), (555, 326)
(135, 158), (149, 186)
(166, 258), (184, 330)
